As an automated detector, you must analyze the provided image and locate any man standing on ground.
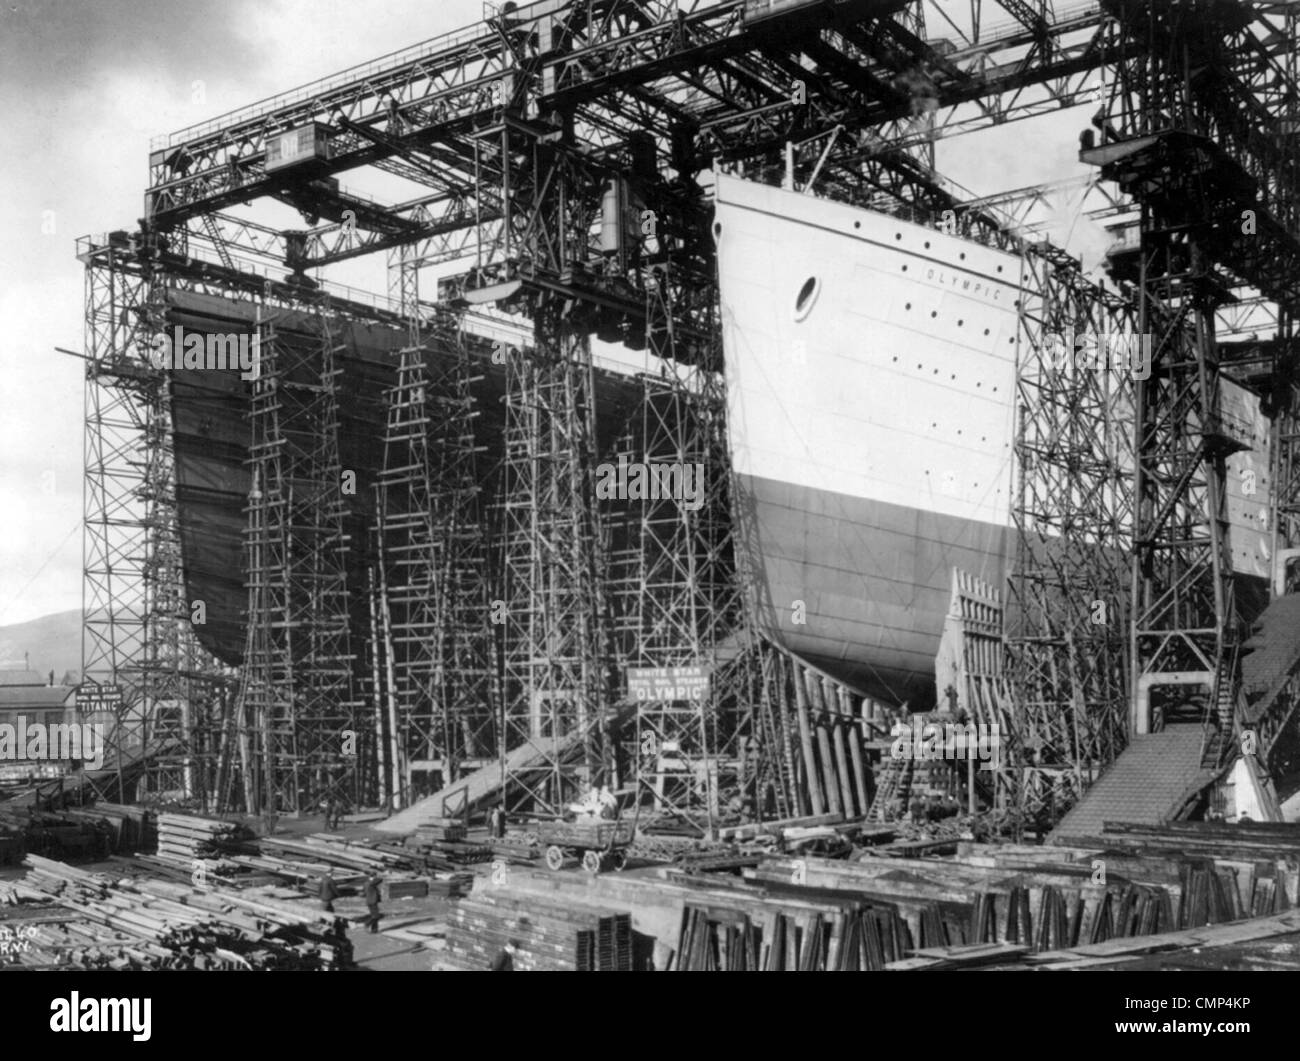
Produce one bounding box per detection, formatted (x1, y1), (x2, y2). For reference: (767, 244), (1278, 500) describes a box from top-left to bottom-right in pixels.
(319, 869), (339, 913)
(364, 872), (382, 934)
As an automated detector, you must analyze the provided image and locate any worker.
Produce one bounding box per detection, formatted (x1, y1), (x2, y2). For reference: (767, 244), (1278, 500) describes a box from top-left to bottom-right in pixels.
(318, 869), (339, 913)
(598, 786), (617, 820)
(364, 872), (382, 934)
(490, 939), (518, 971)
(323, 796), (337, 831)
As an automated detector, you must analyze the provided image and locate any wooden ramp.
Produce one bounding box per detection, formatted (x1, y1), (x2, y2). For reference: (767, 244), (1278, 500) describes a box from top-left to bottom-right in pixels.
(1049, 725), (1215, 844)
(375, 702), (636, 835)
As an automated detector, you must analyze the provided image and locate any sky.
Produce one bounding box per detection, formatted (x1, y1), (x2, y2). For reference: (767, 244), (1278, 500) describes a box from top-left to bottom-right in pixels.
(0, 0), (1101, 627)
(0, 0), (486, 625)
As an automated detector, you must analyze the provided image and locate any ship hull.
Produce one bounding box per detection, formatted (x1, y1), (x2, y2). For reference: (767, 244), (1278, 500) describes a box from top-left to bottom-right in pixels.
(737, 470), (1011, 706)
(714, 172), (1271, 707)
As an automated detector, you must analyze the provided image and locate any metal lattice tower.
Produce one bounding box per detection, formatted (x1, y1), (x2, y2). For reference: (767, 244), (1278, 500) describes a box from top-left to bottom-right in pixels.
(1005, 244), (1137, 822)
(372, 306), (495, 807)
(234, 308), (362, 814)
(80, 235), (227, 805)
(617, 265), (747, 832)
(499, 301), (616, 816)
(1088, 0), (1300, 769)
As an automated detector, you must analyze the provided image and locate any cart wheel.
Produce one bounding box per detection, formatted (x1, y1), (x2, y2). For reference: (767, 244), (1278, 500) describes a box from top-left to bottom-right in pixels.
(582, 849), (602, 874)
(610, 849), (628, 871)
(545, 845), (564, 871)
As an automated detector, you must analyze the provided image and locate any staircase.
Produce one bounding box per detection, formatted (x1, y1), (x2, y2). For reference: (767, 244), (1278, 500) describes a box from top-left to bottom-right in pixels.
(867, 753), (914, 822)
(1199, 657), (1238, 769)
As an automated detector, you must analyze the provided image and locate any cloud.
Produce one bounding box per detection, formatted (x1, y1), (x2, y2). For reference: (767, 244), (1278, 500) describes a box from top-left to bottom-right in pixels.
(0, 0), (487, 624)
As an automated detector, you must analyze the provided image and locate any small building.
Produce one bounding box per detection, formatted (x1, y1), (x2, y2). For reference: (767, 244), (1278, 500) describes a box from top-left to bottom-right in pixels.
(0, 669), (79, 783)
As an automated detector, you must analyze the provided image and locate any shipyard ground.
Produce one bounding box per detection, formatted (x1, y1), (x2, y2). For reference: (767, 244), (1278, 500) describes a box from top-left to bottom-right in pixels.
(5, 802), (1300, 972)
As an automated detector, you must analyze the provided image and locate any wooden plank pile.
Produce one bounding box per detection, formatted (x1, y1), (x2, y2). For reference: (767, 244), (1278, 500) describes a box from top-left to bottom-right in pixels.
(490, 835), (541, 863)
(1073, 821), (1300, 920)
(155, 813), (249, 869)
(13, 854), (353, 970)
(425, 873), (474, 898)
(0, 807), (112, 862)
(413, 816), (465, 845)
(749, 853), (1191, 953)
(443, 890), (632, 971)
(258, 833), (421, 875)
(672, 890), (913, 971)
(63, 803), (155, 854)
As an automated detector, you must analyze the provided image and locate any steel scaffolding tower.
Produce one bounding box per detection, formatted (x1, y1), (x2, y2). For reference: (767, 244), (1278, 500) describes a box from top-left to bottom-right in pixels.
(614, 265), (747, 832)
(234, 308), (362, 814)
(499, 305), (617, 815)
(1074, 1), (1300, 788)
(372, 313), (495, 809)
(1004, 244), (1136, 823)
(79, 235), (227, 805)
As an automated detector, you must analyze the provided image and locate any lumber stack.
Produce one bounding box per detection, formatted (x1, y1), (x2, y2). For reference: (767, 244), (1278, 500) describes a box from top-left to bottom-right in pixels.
(750, 853), (1189, 952)
(64, 803), (155, 854)
(413, 816), (466, 845)
(490, 836), (541, 863)
(259, 833), (420, 874)
(672, 892), (912, 971)
(443, 889), (632, 971)
(155, 813), (248, 868)
(0, 807), (112, 862)
(425, 873), (473, 899)
(14, 854), (353, 970)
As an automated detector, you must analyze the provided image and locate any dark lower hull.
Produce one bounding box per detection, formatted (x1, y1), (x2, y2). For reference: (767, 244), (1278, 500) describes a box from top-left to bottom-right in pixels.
(736, 472), (1013, 708)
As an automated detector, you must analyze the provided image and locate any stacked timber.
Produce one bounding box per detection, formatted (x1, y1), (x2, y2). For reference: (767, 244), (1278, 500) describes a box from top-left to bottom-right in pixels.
(443, 889), (632, 971)
(155, 813), (248, 867)
(674, 901), (910, 971)
(0, 807), (112, 862)
(432, 840), (493, 865)
(1080, 821), (1300, 919)
(63, 803), (155, 854)
(15, 854), (353, 970)
(749, 853), (1188, 952)
(425, 873), (474, 899)
(259, 833), (421, 874)
(490, 835), (541, 863)
(413, 816), (465, 845)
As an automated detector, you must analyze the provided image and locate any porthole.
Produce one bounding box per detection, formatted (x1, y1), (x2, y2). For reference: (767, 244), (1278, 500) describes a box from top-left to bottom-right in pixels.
(793, 275), (820, 321)
(712, 220), (722, 241)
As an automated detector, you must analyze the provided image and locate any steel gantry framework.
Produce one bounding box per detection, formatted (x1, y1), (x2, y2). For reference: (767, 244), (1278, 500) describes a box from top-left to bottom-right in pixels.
(78, 0), (1300, 823)
(1083, 0), (1300, 778)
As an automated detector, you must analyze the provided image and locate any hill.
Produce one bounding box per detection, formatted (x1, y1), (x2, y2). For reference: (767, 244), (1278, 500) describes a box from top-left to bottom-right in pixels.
(0, 609), (82, 684)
